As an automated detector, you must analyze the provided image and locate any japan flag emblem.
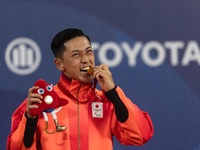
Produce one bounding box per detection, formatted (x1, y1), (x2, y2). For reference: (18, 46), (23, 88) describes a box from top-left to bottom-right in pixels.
(92, 102), (103, 118)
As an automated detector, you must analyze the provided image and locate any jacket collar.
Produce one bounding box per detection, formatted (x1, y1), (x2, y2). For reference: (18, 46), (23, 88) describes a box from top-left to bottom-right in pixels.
(58, 72), (94, 103)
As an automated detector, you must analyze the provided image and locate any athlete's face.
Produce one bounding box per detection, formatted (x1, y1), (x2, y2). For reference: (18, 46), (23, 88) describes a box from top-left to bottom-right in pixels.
(54, 36), (95, 83)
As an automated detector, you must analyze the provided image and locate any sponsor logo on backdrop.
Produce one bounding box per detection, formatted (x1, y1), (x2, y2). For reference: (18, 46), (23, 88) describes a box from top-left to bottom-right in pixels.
(92, 41), (200, 67)
(4, 39), (199, 75)
(5, 37), (41, 75)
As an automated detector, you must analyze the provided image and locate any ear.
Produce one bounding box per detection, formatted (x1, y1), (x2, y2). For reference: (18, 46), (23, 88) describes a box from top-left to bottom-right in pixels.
(54, 58), (64, 71)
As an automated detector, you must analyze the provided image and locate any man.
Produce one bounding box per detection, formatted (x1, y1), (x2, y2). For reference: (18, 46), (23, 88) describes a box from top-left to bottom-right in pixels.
(7, 28), (153, 150)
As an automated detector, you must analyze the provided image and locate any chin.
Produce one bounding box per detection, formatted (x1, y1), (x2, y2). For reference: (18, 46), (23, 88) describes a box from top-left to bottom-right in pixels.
(81, 77), (93, 83)
(83, 79), (93, 83)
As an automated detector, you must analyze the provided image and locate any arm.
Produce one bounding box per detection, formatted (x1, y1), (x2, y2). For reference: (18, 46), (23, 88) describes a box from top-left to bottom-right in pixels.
(107, 86), (153, 145)
(93, 64), (153, 145)
(105, 85), (128, 123)
(7, 100), (39, 150)
(7, 86), (42, 150)
(7, 100), (27, 150)
(23, 114), (38, 148)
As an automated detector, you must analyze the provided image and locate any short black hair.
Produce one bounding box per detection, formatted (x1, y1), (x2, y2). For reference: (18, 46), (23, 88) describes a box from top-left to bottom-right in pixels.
(51, 28), (91, 58)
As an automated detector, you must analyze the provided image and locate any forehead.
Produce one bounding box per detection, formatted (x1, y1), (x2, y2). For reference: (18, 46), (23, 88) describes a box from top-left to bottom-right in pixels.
(63, 36), (91, 52)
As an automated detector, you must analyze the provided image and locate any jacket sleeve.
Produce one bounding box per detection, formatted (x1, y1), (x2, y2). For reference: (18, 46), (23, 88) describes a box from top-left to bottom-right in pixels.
(106, 86), (153, 146)
(7, 99), (38, 150)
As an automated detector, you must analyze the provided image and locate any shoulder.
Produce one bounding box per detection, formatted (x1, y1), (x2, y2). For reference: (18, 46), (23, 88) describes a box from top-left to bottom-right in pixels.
(13, 99), (27, 116)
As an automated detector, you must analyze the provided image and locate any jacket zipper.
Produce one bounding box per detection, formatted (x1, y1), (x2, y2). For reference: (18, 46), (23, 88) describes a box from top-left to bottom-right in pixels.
(77, 83), (82, 150)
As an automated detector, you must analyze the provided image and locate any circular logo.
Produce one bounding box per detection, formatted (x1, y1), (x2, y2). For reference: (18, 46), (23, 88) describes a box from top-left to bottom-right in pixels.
(5, 37), (41, 75)
(44, 95), (53, 104)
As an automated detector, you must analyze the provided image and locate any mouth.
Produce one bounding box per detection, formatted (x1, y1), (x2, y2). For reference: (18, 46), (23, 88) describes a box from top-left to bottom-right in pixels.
(80, 66), (91, 72)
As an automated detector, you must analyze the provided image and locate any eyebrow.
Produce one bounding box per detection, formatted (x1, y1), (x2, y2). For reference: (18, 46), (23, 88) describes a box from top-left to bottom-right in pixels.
(86, 46), (92, 50)
(70, 50), (79, 54)
(70, 46), (92, 54)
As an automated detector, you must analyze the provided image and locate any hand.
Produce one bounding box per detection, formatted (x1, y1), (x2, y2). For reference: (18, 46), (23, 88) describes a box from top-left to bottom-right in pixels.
(26, 86), (43, 118)
(93, 64), (115, 92)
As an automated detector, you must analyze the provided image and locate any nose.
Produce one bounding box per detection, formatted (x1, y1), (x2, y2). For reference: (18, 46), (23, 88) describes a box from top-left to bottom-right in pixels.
(81, 54), (89, 63)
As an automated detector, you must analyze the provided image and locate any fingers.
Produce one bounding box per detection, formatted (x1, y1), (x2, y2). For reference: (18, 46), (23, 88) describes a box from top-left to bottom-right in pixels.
(93, 64), (109, 79)
(29, 96), (42, 105)
(26, 86), (43, 118)
(28, 103), (39, 109)
(28, 86), (42, 100)
(28, 86), (40, 96)
(28, 87), (42, 104)
(92, 64), (115, 92)
(94, 64), (109, 71)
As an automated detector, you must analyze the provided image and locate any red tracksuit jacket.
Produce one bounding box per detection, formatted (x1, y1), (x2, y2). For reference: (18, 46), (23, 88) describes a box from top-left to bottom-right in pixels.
(7, 73), (153, 150)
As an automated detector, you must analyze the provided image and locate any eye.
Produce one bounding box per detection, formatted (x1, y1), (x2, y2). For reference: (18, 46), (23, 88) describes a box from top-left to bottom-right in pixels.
(86, 49), (92, 54)
(46, 85), (52, 91)
(72, 53), (79, 57)
(38, 88), (44, 94)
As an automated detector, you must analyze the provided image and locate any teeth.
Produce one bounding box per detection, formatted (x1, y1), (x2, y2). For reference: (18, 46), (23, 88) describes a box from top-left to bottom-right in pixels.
(81, 67), (90, 70)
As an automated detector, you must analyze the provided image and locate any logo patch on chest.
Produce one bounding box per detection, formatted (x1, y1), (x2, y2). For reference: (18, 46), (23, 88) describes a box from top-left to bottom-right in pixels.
(91, 102), (103, 118)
